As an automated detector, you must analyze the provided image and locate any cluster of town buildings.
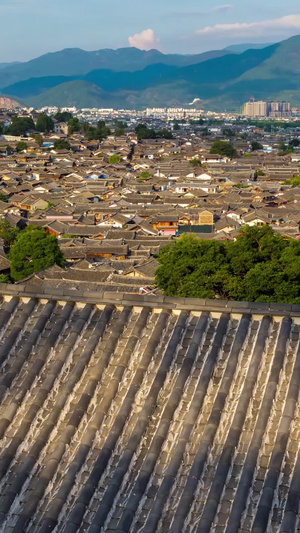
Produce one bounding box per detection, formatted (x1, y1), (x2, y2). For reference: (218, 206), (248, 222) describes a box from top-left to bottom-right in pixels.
(37, 105), (239, 122)
(0, 107), (300, 294)
(0, 107), (300, 533)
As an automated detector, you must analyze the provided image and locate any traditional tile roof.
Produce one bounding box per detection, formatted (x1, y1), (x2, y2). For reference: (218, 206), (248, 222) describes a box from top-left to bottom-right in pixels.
(0, 284), (299, 532)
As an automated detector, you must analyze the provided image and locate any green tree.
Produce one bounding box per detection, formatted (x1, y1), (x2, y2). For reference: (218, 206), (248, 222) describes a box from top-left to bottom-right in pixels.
(0, 274), (10, 283)
(155, 235), (228, 299)
(289, 138), (300, 148)
(53, 139), (70, 150)
(79, 121), (90, 134)
(286, 175), (300, 187)
(108, 154), (120, 164)
(210, 141), (237, 158)
(68, 117), (80, 135)
(114, 120), (127, 130)
(34, 133), (44, 146)
(155, 226), (300, 304)
(156, 129), (173, 139)
(0, 193), (8, 203)
(8, 116), (35, 136)
(5, 145), (13, 155)
(135, 124), (156, 140)
(278, 141), (288, 152)
(16, 141), (28, 152)
(0, 220), (20, 251)
(96, 120), (111, 140)
(36, 113), (54, 133)
(139, 171), (151, 179)
(9, 227), (64, 281)
(54, 111), (73, 122)
(189, 158), (202, 168)
(85, 126), (97, 141)
(251, 141), (263, 151)
(115, 128), (125, 137)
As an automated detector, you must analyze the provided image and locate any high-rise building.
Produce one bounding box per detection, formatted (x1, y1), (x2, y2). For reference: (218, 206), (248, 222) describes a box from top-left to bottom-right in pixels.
(243, 100), (268, 117)
(243, 100), (291, 118)
(268, 101), (291, 118)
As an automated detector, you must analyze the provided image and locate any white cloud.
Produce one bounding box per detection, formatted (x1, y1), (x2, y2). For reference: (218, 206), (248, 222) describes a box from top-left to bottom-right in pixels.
(128, 29), (160, 50)
(195, 14), (300, 38)
(210, 4), (233, 13)
(171, 5), (233, 18)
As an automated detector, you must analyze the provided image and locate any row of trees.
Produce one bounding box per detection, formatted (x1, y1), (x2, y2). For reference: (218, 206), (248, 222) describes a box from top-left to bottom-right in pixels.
(155, 226), (300, 304)
(135, 124), (174, 140)
(0, 114), (55, 136)
(0, 113), (113, 142)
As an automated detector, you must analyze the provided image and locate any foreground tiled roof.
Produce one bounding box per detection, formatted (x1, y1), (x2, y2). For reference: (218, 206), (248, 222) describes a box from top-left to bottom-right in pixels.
(0, 284), (299, 532)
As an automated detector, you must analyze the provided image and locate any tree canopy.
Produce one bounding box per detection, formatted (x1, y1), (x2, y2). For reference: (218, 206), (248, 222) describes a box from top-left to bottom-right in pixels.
(135, 124), (173, 140)
(9, 227), (64, 281)
(114, 120), (127, 130)
(36, 113), (54, 133)
(84, 120), (111, 141)
(68, 117), (80, 135)
(34, 133), (44, 146)
(54, 139), (70, 150)
(108, 154), (120, 164)
(8, 116), (35, 136)
(155, 226), (300, 304)
(210, 140), (237, 158)
(16, 141), (28, 152)
(189, 157), (202, 168)
(0, 219), (20, 251)
(286, 175), (300, 187)
(54, 111), (73, 123)
(139, 171), (151, 179)
(251, 141), (263, 151)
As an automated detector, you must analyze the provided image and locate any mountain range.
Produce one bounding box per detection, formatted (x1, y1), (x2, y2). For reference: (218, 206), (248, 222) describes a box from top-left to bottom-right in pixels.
(1, 36), (300, 111)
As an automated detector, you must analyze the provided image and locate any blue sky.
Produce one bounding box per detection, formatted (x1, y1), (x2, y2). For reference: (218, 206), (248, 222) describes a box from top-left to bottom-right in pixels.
(1, 0), (300, 62)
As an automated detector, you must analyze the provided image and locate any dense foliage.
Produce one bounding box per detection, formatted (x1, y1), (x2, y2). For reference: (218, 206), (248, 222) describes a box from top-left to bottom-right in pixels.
(251, 141), (263, 151)
(135, 124), (173, 140)
(9, 227), (64, 281)
(68, 117), (80, 135)
(210, 140), (237, 158)
(189, 158), (202, 168)
(7, 116), (35, 136)
(108, 154), (120, 164)
(82, 120), (111, 141)
(54, 139), (70, 150)
(54, 111), (73, 122)
(36, 113), (54, 133)
(155, 226), (300, 303)
(287, 175), (300, 187)
(0, 220), (20, 251)
(16, 141), (28, 152)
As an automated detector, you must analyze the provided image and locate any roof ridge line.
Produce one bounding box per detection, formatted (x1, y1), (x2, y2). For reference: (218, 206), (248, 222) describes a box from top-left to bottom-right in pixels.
(0, 283), (299, 316)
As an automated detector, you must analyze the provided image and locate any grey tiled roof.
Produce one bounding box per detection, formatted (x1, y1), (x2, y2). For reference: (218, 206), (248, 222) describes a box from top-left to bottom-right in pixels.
(0, 284), (299, 532)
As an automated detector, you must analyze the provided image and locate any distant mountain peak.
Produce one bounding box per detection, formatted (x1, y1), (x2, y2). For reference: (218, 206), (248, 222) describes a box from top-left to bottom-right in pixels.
(225, 43), (274, 53)
(2, 35), (300, 111)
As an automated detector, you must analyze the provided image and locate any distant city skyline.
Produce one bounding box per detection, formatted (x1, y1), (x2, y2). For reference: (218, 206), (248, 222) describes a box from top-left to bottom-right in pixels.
(1, 0), (300, 62)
